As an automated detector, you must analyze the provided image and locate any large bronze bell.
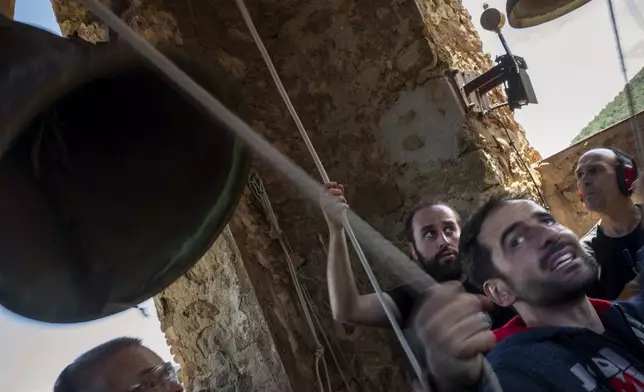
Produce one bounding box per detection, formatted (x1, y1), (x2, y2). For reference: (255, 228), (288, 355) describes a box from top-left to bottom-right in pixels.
(507, 0), (592, 28)
(0, 16), (251, 323)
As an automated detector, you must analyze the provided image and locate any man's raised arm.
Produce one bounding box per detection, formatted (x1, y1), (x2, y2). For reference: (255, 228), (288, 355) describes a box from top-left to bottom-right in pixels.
(322, 182), (402, 327)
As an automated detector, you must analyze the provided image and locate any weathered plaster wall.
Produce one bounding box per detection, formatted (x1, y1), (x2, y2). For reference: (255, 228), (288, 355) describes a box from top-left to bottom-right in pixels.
(51, 0), (542, 391)
(154, 228), (291, 392)
(537, 111), (644, 236)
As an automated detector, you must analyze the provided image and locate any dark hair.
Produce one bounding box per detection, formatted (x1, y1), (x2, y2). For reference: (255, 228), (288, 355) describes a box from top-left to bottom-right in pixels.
(403, 201), (461, 245)
(459, 196), (511, 289)
(54, 337), (143, 392)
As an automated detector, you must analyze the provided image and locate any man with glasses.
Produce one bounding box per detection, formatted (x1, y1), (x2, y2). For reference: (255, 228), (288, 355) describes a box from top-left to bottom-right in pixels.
(54, 337), (182, 392)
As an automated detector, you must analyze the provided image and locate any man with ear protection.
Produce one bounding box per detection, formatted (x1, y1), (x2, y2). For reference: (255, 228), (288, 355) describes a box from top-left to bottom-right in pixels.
(577, 147), (644, 300)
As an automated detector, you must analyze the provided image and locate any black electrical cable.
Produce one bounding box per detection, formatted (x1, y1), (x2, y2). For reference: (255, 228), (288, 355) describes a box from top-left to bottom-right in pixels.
(491, 112), (549, 207)
(607, 0), (644, 163)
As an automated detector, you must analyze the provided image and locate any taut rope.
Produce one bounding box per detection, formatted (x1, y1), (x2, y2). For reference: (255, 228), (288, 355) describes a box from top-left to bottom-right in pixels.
(233, 0), (425, 384)
(79, 0), (501, 390)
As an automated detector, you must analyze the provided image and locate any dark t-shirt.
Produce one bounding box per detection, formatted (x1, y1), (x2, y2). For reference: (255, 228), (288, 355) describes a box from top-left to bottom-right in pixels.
(584, 216), (644, 300)
(387, 280), (516, 329)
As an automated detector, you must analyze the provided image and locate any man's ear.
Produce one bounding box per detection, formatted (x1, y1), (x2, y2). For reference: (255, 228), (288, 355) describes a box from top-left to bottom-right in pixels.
(483, 279), (515, 308)
(409, 244), (418, 261)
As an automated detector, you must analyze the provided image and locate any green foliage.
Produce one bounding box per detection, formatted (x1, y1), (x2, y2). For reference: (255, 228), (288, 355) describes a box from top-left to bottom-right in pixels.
(571, 67), (644, 144)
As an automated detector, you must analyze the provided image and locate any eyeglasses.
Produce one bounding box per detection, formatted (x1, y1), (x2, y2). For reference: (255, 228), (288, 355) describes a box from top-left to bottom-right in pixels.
(128, 362), (179, 391)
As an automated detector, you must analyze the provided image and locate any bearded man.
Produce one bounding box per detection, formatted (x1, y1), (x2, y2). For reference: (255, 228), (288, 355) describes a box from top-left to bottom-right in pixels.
(320, 182), (514, 329)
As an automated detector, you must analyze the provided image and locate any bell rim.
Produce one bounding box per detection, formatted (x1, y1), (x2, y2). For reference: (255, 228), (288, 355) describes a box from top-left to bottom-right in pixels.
(0, 40), (254, 323)
(0, 139), (251, 324)
(507, 0), (592, 28)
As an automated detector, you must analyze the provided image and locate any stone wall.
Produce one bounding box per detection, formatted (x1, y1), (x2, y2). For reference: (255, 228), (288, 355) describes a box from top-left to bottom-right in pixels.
(537, 111), (644, 236)
(51, 0), (542, 391)
(0, 0), (14, 19)
(154, 228), (291, 392)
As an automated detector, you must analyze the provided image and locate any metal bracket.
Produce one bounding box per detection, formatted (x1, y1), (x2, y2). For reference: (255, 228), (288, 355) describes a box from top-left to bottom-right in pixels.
(450, 69), (493, 113)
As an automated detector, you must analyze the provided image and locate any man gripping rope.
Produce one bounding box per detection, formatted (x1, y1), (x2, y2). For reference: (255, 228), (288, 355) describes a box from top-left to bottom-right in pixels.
(413, 197), (644, 391)
(320, 181), (515, 330)
(320, 182), (515, 391)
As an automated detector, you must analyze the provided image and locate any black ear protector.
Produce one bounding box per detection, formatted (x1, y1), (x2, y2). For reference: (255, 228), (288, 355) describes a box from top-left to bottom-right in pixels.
(607, 147), (638, 196)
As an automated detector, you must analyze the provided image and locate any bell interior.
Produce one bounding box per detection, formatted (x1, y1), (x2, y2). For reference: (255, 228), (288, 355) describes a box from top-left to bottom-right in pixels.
(0, 62), (250, 323)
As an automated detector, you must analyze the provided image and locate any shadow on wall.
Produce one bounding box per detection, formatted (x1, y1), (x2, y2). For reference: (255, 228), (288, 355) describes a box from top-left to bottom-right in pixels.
(537, 110), (644, 236)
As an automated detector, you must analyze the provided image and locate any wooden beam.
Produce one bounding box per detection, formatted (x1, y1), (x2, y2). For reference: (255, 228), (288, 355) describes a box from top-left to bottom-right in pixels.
(0, 0), (15, 19)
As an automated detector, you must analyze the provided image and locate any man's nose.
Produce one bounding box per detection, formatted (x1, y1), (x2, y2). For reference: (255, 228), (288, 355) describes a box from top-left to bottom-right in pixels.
(436, 232), (448, 248)
(578, 171), (593, 187)
(535, 225), (560, 248)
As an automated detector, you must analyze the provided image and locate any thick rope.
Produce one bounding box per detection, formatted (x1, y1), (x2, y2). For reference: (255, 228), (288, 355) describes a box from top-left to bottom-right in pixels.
(81, 0), (428, 307)
(301, 284), (357, 392)
(249, 172), (330, 392)
(232, 0), (426, 384)
(79, 1), (501, 390)
(607, 0), (644, 163)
